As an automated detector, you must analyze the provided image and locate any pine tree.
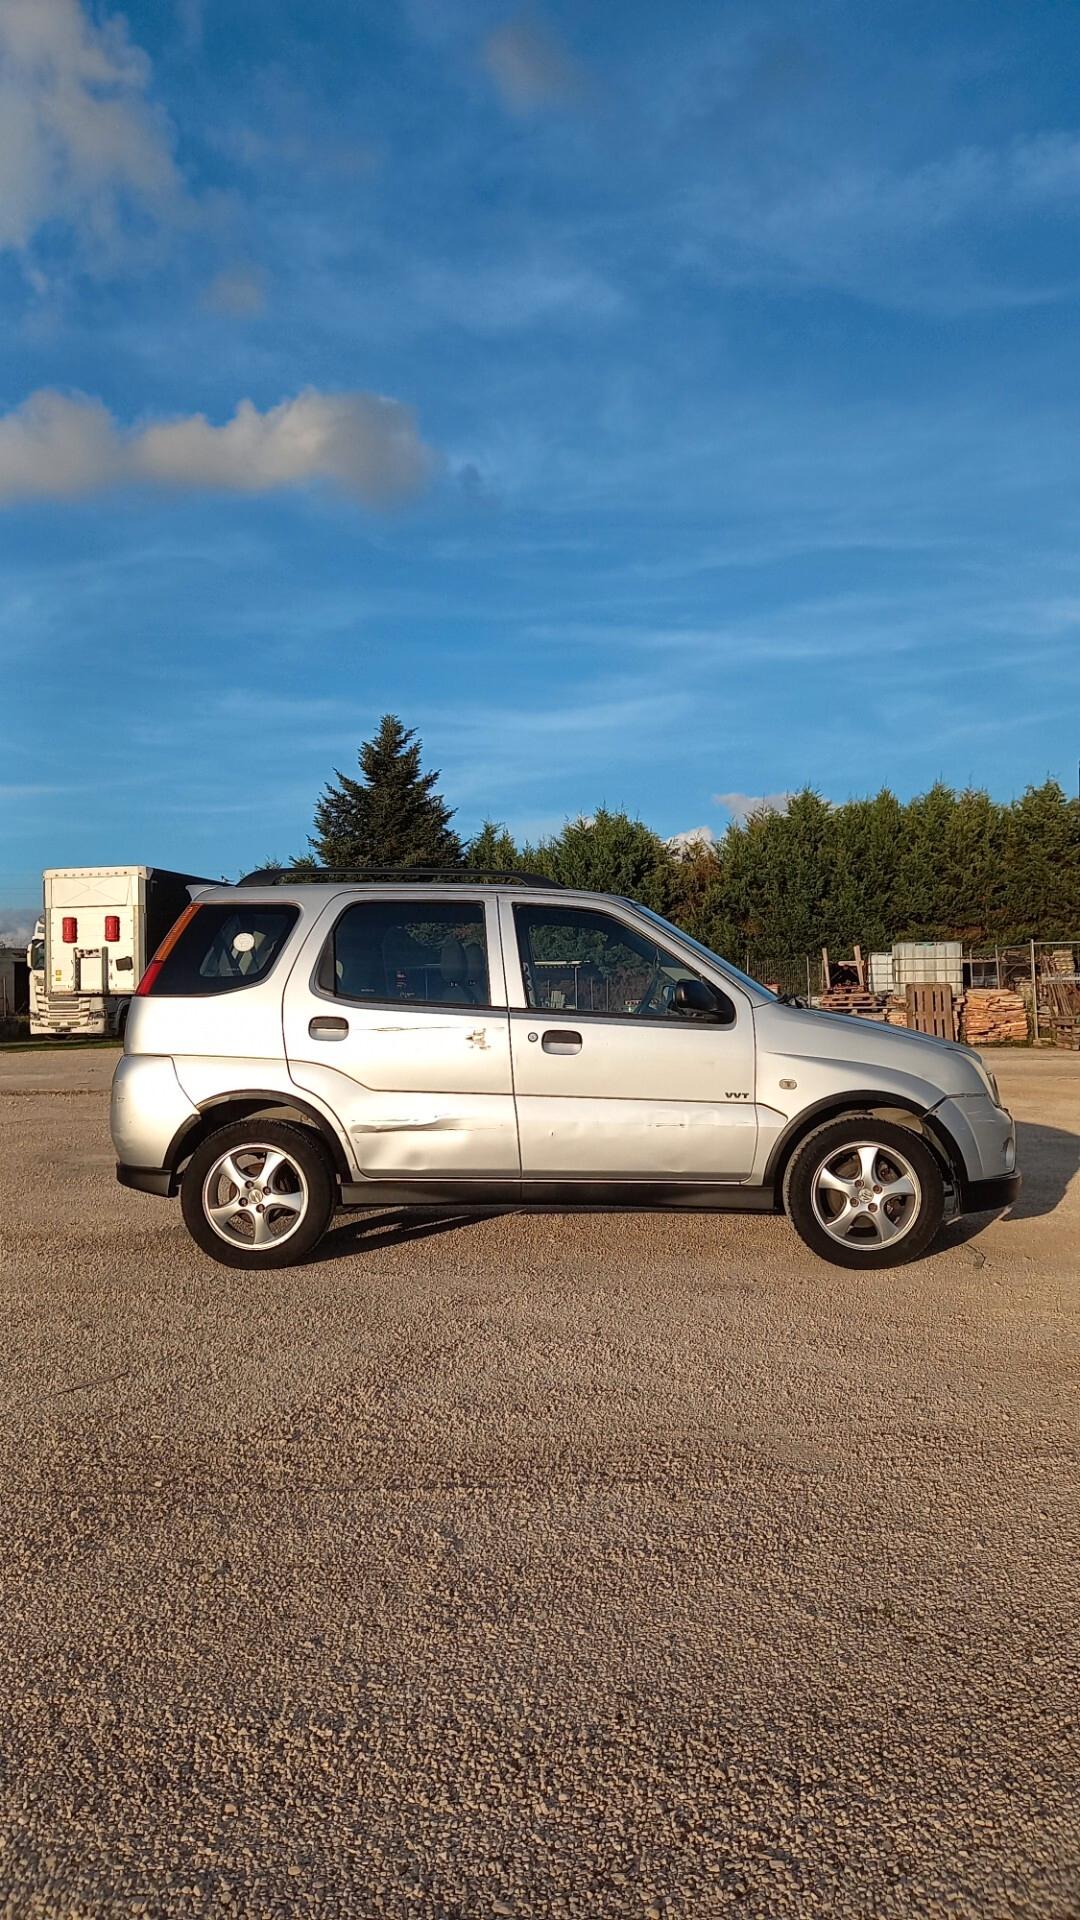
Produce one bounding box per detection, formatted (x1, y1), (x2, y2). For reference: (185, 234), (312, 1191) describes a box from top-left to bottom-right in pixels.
(466, 821), (524, 871)
(310, 716), (463, 870)
(543, 810), (673, 911)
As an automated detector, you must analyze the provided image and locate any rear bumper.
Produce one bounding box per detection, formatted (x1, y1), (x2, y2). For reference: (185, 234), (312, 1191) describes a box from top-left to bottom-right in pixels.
(111, 1053), (198, 1169)
(962, 1172), (1021, 1212)
(117, 1164), (174, 1197)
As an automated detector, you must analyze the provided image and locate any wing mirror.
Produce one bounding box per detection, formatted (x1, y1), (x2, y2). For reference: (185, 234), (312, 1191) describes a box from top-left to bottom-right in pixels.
(671, 978), (732, 1022)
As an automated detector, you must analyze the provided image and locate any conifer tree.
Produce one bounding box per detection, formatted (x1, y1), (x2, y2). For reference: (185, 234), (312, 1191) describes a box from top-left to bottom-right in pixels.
(311, 716), (463, 870)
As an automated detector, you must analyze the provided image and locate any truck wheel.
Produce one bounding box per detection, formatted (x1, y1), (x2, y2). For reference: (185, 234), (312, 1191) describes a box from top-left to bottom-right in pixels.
(180, 1120), (335, 1269)
(783, 1116), (944, 1269)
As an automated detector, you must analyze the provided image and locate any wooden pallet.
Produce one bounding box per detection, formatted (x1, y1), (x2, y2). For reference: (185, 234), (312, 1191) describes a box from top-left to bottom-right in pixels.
(906, 983), (956, 1040)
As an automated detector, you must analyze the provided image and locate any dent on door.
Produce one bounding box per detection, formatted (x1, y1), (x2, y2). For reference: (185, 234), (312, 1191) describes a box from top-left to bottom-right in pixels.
(514, 1089), (759, 1176)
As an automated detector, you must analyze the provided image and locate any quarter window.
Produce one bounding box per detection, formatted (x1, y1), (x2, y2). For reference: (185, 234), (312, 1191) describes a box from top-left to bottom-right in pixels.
(149, 905), (299, 996)
(513, 904), (725, 1020)
(319, 901), (490, 1008)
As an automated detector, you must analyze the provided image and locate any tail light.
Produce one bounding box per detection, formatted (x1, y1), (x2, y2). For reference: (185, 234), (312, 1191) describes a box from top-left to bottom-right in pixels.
(136, 902), (201, 996)
(62, 916), (77, 943)
(105, 915), (120, 943)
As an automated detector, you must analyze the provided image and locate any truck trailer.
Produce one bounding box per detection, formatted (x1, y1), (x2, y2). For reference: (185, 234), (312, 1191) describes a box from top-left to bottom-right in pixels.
(28, 866), (214, 1038)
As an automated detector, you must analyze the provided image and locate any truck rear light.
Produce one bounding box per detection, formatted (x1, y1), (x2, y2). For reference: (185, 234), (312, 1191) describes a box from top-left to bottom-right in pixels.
(136, 901), (201, 996)
(105, 915), (120, 943)
(62, 916), (77, 943)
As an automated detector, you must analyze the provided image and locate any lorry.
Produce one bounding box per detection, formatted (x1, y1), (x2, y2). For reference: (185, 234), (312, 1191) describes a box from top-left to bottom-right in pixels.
(28, 867), (214, 1038)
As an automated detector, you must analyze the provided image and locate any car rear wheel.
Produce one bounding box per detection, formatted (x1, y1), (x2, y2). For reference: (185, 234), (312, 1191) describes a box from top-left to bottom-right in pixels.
(783, 1116), (945, 1269)
(180, 1120), (334, 1269)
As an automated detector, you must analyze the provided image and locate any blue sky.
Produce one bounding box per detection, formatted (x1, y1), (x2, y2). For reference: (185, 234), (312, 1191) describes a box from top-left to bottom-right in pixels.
(3, 0), (1080, 924)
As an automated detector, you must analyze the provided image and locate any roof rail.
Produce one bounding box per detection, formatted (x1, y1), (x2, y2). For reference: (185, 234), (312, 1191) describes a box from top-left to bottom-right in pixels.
(236, 865), (562, 889)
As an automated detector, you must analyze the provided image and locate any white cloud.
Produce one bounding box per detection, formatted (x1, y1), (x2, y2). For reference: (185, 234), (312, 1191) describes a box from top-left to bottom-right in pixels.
(0, 910), (35, 946)
(666, 825), (717, 857)
(409, 256), (622, 333)
(0, 0), (184, 255)
(174, 0), (203, 52)
(481, 14), (584, 115)
(688, 131), (1080, 312)
(204, 263), (266, 316)
(713, 791), (793, 822)
(0, 388), (436, 508)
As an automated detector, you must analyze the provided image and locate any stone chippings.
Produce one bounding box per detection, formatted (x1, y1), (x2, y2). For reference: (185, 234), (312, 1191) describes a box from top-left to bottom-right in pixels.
(0, 1048), (1078, 1917)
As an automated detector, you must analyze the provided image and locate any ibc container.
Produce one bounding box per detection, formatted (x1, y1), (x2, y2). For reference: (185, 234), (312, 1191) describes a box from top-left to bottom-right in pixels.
(869, 951), (894, 993)
(892, 941), (963, 991)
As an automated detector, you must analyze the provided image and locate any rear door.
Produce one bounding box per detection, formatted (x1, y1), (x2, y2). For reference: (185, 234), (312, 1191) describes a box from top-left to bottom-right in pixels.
(499, 897), (758, 1180)
(282, 891), (519, 1178)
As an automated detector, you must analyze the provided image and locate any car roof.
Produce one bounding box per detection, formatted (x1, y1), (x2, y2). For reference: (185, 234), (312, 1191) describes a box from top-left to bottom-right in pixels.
(190, 881), (631, 907)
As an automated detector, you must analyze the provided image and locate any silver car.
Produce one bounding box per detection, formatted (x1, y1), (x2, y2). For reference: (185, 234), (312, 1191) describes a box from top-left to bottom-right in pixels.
(111, 869), (1019, 1271)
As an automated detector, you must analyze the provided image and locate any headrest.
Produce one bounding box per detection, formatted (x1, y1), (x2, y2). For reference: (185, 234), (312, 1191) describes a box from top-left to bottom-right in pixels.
(440, 938), (468, 981)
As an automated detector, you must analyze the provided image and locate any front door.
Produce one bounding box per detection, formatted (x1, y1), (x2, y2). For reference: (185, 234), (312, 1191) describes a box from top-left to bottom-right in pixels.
(283, 893), (519, 1179)
(500, 898), (758, 1180)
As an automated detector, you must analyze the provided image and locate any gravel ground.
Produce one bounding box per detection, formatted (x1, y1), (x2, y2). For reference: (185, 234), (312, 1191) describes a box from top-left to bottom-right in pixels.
(1, 1047), (1078, 1919)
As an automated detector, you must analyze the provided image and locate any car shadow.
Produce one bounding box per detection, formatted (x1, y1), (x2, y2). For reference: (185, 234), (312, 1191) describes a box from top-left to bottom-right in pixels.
(312, 1119), (1076, 1265)
(997, 1120), (1079, 1221)
(317, 1206), (507, 1261)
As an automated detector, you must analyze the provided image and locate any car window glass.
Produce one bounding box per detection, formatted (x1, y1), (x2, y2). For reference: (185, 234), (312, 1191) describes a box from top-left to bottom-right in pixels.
(322, 901), (489, 1009)
(514, 904), (713, 1019)
(152, 906), (299, 996)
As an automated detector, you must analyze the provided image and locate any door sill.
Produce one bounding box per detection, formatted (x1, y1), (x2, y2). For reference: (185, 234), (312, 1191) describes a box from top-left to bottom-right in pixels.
(339, 1177), (776, 1213)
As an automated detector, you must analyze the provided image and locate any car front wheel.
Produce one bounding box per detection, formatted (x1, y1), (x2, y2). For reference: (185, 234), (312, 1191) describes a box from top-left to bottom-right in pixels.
(783, 1116), (945, 1269)
(180, 1120), (334, 1269)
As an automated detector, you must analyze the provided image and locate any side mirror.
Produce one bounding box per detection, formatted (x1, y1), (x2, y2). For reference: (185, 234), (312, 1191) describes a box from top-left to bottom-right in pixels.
(671, 978), (730, 1021)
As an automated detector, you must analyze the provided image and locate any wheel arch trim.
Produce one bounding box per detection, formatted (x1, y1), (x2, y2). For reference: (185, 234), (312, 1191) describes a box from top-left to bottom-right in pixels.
(164, 1090), (353, 1185)
(762, 1090), (963, 1190)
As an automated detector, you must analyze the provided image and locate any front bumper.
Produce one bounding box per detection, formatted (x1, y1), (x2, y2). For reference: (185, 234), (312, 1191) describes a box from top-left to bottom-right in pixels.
(117, 1164), (174, 1197)
(961, 1171), (1022, 1213)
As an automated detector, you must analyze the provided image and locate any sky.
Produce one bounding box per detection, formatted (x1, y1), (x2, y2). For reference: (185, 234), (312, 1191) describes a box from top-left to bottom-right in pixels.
(3, 0), (1080, 930)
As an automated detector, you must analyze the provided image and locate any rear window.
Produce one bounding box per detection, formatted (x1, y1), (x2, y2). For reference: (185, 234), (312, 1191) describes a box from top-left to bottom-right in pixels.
(150, 905), (299, 996)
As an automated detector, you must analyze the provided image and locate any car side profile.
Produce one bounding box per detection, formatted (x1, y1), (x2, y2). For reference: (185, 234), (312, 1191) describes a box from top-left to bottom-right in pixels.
(111, 869), (1020, 1270)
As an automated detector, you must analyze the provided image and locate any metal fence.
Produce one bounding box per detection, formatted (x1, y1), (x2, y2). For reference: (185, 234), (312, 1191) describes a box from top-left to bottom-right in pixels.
(967, 940), (1080, 1041)
(734, 940), (1080, 1034)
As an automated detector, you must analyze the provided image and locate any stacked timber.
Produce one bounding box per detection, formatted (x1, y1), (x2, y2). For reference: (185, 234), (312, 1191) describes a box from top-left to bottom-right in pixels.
(884, 996), (910, 1028)
(959, 990), (1028, 1046)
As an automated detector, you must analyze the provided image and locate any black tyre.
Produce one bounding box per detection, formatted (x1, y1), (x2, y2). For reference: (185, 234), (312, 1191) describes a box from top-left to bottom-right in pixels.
(783, 1116), (945, 1269)
(180, 1120), (335, 1269)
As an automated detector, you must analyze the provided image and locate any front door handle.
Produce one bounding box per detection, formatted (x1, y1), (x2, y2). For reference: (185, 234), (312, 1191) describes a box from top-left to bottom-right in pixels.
(542, 1029), (582, 1054)
(309, 1015), (349, 1040)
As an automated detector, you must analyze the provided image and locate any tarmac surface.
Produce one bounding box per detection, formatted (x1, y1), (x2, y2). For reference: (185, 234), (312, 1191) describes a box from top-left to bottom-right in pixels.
(1, 1046), (1078, 1918)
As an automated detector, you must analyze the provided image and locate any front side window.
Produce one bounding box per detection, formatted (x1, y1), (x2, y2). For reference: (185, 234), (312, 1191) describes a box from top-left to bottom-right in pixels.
(319, 900), (490, 1008)
(514, 904), (728, 1021)
(150, 905), (299, 996)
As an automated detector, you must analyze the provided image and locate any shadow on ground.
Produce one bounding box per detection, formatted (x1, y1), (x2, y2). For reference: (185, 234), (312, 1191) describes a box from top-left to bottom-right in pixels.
(318, 1208), (502, 1260)
(313, 1118), (1077, 1264)
(1001, 1121), (1079, 1221)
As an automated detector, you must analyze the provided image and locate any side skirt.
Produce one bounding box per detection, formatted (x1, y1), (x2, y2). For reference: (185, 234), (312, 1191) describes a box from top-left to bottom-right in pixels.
(338, 1178), (779, 1214)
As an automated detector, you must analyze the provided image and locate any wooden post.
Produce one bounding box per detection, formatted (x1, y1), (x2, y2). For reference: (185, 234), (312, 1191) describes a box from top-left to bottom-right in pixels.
(1030, 939), (1039, 1041)
(821, 946), (831, 991)
(853, 943), (866, 989)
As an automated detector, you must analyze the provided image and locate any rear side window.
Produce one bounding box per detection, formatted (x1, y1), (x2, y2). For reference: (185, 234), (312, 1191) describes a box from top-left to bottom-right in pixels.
(148, 905), (299, 996)
(317, 900), (490, 1008)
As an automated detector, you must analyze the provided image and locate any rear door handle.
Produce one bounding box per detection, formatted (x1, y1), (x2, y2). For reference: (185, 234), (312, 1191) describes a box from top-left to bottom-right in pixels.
(309, 1016), (349, 1040)
(542, 1029), (582, 1054)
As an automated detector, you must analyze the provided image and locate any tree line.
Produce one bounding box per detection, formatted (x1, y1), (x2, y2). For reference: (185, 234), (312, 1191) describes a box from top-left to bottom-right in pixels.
(280, 714), (1080, 964)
